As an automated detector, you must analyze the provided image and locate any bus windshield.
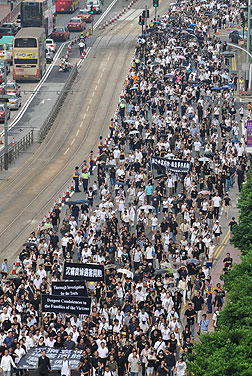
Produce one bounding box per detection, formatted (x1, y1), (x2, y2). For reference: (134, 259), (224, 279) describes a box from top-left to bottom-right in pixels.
(14, 38), (37, 48)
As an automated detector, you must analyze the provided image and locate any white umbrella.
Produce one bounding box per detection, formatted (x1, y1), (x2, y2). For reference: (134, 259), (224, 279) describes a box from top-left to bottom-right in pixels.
(117, 269), (133, 278)
(129, 130), (140, 135)
(139, 205), (155, 211)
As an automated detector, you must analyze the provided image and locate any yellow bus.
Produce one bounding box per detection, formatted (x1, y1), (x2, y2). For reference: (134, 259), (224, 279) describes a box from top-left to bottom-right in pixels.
(13, 27), (46, 82)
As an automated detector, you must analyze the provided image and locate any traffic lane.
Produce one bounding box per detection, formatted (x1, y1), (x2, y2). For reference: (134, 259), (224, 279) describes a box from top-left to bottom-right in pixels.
(1, 0), (129, 133)
(0, 15), (139, 259)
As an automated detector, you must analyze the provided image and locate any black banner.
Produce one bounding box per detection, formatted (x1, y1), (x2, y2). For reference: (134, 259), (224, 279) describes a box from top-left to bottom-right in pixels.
(18, 347), (83, 370)
(151, 156), (191, 173)
(42, 295), (91, 315)
(63, 262), (104, 281)
(52, 281), (88, 296)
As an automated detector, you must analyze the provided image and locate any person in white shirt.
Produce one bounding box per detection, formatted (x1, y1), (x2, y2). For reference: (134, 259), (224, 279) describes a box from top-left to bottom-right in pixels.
(45, 335), (55, 348)
(0, 349), (17, 376)
(97, 342), (109, 360)
(14, 342), (26, 369)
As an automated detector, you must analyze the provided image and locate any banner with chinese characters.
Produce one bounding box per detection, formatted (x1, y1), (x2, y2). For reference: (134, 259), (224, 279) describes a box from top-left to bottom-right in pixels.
(52, 281), (88, 296)
(18, 347), (83, 370)
(63, 262), (104, 281)
(151, 156), (191, 173)
(42, 295), (91, 315)
(247, 120), (252, 147)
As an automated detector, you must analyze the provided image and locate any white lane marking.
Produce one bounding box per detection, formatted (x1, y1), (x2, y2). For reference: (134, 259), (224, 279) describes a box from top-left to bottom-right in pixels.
(89, 98), (92, 104)
(64, 147), (69, 155)
(95, 85), (97, 90)
(97, 79), (100, 84)
(93, 0), (120, 30)
(71, 138), (75, 145)
(87, 106), (90, 111)
(76, 130), (80, 136)
(83, 114), (86, 119)
(77, 0), (121, 69)
(100, 73), (103, 78)
(0, 42), (65, 137)
(92, 92), (95, 97)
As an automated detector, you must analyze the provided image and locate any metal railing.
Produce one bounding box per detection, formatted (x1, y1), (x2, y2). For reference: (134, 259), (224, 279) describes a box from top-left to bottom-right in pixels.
(0, 1), (21, 27)
(0, 130), (34, 171)
(39, 64), (78, 142)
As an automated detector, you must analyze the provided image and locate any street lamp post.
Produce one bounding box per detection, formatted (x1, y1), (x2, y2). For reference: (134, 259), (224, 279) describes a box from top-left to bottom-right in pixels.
(246, 0), (251, 89)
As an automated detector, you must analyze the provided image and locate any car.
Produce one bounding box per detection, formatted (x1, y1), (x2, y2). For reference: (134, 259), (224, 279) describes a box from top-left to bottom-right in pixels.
(86, 0), (102, 14)
(45, 47), (54, 64)
(7, 93), (21, 110)
(229, 29), (247, 44)
(0, 104), (10, 121)
(77, 9), (94, 23)
(51, 27), (70, 41)
(68, 17), (86, 32)
(0, 61), (10, 74)
(0, 27), (17, 37)
(0, 82), (20, 96)
(46, 39), (56, 53)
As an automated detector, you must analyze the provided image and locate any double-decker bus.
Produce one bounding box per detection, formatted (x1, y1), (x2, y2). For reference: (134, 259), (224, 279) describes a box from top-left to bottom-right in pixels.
(56, 0), (79, 13)
(13, 27), (46, 81)
(21, 0), (56, 36)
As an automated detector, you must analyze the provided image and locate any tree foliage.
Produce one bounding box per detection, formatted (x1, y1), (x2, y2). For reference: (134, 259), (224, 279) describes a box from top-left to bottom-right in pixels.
(187, 170), (252, 376)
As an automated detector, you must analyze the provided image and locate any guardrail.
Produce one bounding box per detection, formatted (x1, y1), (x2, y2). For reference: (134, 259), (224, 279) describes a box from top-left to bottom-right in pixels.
(39, 64), (78, 142)
(0, 1), (21, 27)
(0, 129), (34, 171)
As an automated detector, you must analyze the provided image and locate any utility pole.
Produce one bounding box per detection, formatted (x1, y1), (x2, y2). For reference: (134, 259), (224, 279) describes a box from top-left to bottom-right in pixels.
(0, 62), (9, 170)
(246, 0), (251, 90)
(145, 4), (147, 32)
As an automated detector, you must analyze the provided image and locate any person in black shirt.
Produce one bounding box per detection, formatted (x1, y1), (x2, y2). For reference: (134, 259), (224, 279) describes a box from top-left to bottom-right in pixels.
(192, 291), (204, 326)
(184, 303), (196, 339)
(38, 350), (51, 376)
(223, 252), (233, 272)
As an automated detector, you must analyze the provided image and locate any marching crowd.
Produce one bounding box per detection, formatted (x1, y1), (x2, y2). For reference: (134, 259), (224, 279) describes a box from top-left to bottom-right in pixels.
(0, 0), (249, 375)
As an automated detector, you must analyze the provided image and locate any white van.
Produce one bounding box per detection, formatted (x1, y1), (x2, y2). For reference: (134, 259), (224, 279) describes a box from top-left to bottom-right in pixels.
(86, 0), (102, 14)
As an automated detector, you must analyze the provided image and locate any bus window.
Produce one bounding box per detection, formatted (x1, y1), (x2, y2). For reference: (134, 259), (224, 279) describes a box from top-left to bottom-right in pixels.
(14, 38), (37, 47)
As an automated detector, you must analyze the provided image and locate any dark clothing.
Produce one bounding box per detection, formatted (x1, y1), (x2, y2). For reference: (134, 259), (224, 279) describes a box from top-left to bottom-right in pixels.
(38, 356), (51, 375)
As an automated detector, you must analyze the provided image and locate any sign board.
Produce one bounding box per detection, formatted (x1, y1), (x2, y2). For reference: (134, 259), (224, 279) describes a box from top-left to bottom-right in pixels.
(42, 295), (91, 315)
(246, 120), (252, 147)
(52, 281), (88, 296)
(63, 262), (104, 281)
(151, 156), (191, 173)
(14, 52), (37, 59)
(18, 347), (83, 370)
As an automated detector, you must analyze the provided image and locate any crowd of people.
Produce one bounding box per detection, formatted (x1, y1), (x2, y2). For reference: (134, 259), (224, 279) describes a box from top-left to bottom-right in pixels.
(0, 0), (249, 375)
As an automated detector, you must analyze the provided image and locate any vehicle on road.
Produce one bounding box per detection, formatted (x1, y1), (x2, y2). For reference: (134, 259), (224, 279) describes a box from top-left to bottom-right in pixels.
(0, 82), (20, 96)
(68, 17), (86, 32)
(86, 0), (102, 14)
(56, 0), (80, 13)
(0, 24), (18, 37)
(21, 0), (56, 36)
(13, 27), (47, 81)
(77, 9), (94, 23)
(0, 104), (10, 121)
(46, 38), (56, 53)
(0, 61), (10, 74)
(51, 27), (70, 41)
(7, 93), (21, 110)
(0, 36), (14, 64)
(14, 14), (22, 29)
(45, 47), (54, 64)
(229, 29), (247, 44)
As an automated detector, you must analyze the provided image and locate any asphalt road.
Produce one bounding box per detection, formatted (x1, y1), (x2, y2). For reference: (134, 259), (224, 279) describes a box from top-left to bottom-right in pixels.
(0, 0), (164, 261)
(0, 0), (129, 134)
